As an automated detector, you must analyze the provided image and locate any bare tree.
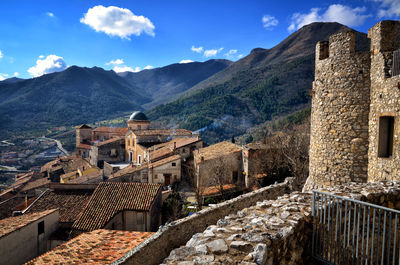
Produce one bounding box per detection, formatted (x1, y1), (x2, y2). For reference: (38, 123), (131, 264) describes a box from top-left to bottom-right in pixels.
(250, 120), (310, 190)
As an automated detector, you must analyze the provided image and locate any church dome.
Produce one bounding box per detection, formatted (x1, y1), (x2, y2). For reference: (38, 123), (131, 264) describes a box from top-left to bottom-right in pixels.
(129, 111), (148, 121)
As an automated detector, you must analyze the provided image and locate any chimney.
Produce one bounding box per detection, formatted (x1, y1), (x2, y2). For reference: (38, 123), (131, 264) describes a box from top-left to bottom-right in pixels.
(173, 142), (176, 150)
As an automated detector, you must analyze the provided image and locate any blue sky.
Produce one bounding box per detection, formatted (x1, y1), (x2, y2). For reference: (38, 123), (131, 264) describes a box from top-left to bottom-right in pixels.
(0, 0), (399, 80)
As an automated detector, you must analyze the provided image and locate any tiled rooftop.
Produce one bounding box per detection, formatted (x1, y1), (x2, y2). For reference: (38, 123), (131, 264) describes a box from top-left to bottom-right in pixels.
(195, 141), (242, 163)
(200, 183), (237, 196)
(72, 182), (162, 232)
(149, 137), (200, 161)
(93, 127), (128, 135)
(77, 143), (92, 149)
(131, 129), (192, 136)
(150, 154), (181, 168)
(20, 177), (50, 192)
(0, 209), (57, 239)
(25, 229), (154, 265)
(95, 137), (123, 146)
(25, 188), (94, 223)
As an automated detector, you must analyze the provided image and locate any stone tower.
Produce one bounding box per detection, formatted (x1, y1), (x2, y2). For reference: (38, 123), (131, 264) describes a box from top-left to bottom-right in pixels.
(304, 30), (371, 191)
(367, 20), (400, 181)
(76, 124), (92, 147)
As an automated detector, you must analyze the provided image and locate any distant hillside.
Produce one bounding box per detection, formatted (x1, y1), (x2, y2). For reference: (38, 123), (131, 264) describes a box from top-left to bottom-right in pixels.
(119, 59), (232, 109)
(147, 22), (369, 143)
(0, 66), (147, 133)
(0, 60), (231, 137)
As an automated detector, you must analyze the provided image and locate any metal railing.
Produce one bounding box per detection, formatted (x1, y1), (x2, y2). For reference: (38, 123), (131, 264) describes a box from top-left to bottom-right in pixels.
(312, 191), (400, 265)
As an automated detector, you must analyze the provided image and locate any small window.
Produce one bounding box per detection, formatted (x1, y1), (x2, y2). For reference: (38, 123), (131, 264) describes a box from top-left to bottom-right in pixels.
(138, 155), (142, 164)
(172, 162), (176, 167)
(38, 221), (44, 234)
(182, 148), (186, 153)
(378, 116), (395, 158)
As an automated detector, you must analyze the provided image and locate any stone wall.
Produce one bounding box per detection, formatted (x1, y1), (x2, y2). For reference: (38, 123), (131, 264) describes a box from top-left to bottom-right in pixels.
(367, 20), (400, 182)
(305, 30), (370, 191)
(111, 178), (293, 265)
(159, 181), (400, 265)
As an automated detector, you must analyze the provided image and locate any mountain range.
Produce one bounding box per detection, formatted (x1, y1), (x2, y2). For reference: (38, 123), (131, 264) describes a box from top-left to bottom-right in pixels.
(0, 22), (368, 143)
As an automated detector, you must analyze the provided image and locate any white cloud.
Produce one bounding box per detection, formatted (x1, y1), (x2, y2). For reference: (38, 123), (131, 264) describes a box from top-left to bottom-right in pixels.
(80, 5), (155, 40)
(106, 58), (124, 65)
(191, 46), (203, 53)
(288, 4), (370, 32)
(14, 72), (19, 77)
(46, 12), (55, 18)
(28, 55), (67, 77)
(0, 50), (2, 58)
(262, 15), (278, 30)
(237, 54), (244, 59)
(204, 47), (223, 58)
(0, 73), (9, 81)
(143, 65), (153, 70)
(39, 55), (45, 59)
(375, 0), (400, 18)
(225, 49), (238, 57)
(180, 59), (194, 64)
(113, 65), (140, 73)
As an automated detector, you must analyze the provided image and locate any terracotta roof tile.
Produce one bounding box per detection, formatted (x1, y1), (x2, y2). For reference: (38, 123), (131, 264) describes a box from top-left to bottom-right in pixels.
(149, 137), (200, 161)
(25, 229), (153, 265)
(77, 144), (92, 149)
(131, 129), (192, 136)
(20, 178), (50, 192)
(200, 184), (237, 196)
(95, 137), (124, 147)
(0, 209), (58, 239)
(93, 127), (128, 135)
(149, 154), (181, 168)
(26, 188), (94, 223)
(195, 141), (242, 163)
(72, 182), (161, 232)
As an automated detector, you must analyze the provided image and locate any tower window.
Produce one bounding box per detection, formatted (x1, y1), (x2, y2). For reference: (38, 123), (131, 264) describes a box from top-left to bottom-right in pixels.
(378, 116), (394, 158)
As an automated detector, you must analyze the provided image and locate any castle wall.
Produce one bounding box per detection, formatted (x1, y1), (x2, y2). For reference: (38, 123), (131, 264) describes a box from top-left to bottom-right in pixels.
(368, 20), (400, 181)
(305, 31), (370, 191)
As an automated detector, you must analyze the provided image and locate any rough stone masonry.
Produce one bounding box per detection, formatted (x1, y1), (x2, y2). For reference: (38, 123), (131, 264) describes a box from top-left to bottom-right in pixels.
(305, 20), (400, 191)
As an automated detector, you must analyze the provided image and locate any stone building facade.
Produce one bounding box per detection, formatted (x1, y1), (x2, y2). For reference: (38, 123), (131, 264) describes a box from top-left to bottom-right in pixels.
(305, 20), (400, 190)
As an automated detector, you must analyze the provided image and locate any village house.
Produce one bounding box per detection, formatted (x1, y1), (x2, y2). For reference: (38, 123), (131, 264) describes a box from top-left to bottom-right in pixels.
(0, 209), (59, 265)
(194, 141), (244, 189)
(40, 156), (93, 182)
(109, 154), (182, 186)
(71, 182), (162, 236)
(89, 137), (125, 168)
(59, 167), (102, 184)
(25, 229), (154, 265)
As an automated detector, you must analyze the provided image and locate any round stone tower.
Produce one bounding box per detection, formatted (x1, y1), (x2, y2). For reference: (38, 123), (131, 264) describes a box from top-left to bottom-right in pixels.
(303, 30), (371, 191)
